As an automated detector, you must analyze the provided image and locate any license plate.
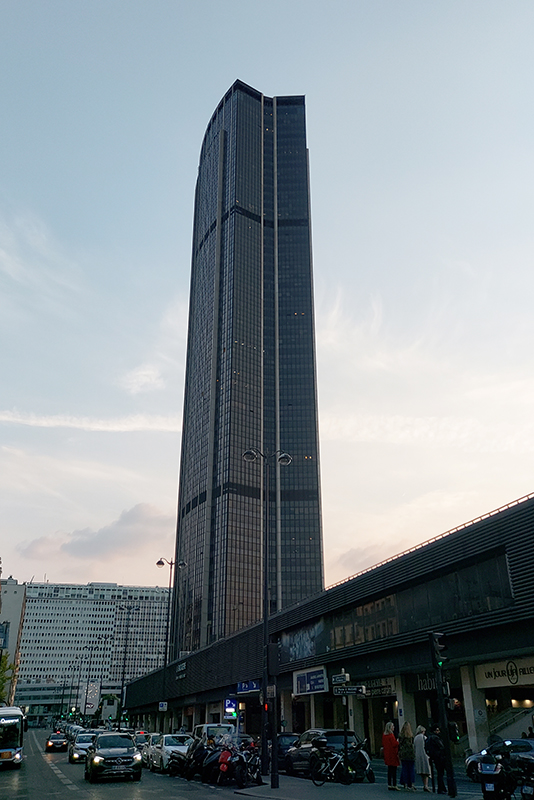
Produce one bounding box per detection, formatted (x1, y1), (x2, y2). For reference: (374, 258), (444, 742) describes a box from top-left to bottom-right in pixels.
(112, 765), (125, 770)
(1, 752), (12, 760)
(523, 787), (534, 795)
(485, 784), (495, 792)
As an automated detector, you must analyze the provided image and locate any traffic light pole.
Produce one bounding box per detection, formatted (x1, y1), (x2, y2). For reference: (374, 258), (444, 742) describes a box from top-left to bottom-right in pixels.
(428, 632), (457, 798)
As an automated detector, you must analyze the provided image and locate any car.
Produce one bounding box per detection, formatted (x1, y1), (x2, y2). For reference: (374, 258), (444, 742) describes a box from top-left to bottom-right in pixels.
(285, 728), (362, 776)
(149, 733), (194, 772)
(69, 732), (95, 763)
(465, 739), (534, 781)
(134, 731), (150, 751)
(84, 732), (142, 783)
(277, 732), (299, 765)
(140, 732), (159, 767)
(45, 732), (68, 752)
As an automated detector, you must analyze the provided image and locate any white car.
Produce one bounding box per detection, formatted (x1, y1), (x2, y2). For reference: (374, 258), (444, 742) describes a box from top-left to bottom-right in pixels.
(149, 733), (194, 772)
(141, 733), (159, 767)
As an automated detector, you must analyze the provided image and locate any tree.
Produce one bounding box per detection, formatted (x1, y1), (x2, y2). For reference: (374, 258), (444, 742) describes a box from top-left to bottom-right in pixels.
(0, 652), (15, 703)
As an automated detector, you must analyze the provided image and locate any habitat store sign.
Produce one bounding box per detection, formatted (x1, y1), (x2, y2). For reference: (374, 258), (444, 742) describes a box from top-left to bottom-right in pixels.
(475, 657), (534, 688)
(293, 666), (328, 696)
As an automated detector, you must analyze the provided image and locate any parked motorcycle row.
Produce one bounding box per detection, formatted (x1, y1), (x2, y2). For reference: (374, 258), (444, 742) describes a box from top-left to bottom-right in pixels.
(477, 741), (534, 800)
(144, 732), (263, 788)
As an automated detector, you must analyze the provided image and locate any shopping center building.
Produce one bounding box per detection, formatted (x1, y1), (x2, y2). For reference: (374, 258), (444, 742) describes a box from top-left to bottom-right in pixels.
(126, 492), (534, 756)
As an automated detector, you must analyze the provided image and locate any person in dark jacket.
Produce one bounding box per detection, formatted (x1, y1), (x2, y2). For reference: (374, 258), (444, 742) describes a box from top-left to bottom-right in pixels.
(425, 724), (446, 794)
(383, 721), (401, 790)
(399, 722), (416, 790)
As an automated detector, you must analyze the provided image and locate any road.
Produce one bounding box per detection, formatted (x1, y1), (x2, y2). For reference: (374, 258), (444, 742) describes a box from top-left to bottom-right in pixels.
(0, 729), (485, 800)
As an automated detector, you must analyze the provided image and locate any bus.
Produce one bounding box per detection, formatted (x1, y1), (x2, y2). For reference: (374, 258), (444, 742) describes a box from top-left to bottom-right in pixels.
(0, 707), (27, 768)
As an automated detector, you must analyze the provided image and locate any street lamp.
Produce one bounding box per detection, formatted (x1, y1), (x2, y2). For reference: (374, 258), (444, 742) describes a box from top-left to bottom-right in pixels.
(83, 643), (99, 720)
(242, 446), (292, 789)
(97, 635), (114, 724)
(117, 604), (139, 731)
(156, 557), (186, 668)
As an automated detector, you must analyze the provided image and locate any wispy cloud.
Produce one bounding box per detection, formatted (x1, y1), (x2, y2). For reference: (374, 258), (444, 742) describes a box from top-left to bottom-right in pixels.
(118, 364), (167, 394)
(0, 410), (181, 432)
(117, 295), (188, 395)
(0, 212), (83, 302)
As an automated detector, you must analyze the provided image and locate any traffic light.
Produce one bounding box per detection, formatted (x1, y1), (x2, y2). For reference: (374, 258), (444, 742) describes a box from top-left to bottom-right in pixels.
(448, 722), (460, 743)
(428, 631), (448, 669)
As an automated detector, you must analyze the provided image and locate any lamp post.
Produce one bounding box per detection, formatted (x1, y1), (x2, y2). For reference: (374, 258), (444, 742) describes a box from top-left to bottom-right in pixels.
(117, 604), (139, 731)
(97, 634), (114, 724)
(242, 446), (292, 789)
(155, 557), (175, 669)
(83, 643), (98, 721)
(75, 655), (85, 720)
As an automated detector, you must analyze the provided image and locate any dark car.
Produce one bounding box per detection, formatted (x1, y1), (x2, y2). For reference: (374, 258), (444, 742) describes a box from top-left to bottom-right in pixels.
(45, 732), (68, 752)
(465, 739), (534, 781)
(277, 733), (298, 765)
(285, 728), (361, 776)
(84, 732), (142, 783)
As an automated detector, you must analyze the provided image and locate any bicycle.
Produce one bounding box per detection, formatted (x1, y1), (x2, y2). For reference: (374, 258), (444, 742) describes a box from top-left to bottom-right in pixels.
(310, 748), (353, 786)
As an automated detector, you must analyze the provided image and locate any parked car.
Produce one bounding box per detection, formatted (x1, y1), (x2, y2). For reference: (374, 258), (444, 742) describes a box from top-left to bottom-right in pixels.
(466, 739), (534, 782)
(285, 728), (362, 776)
(149, 733), (194, 772)
(45, 733), (68, 752)
(277, 733), (299, 766)
(69, 732), (95, 763)
(141, 733), (160, 767)
(84, 732), (142, 783)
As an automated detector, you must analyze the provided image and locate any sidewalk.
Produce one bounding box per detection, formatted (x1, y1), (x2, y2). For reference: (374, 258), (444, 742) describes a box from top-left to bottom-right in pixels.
(235, 770), (476, 800)
(236, 775), (420, 800)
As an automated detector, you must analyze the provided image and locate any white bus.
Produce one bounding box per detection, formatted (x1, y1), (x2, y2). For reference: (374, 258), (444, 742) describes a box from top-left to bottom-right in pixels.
(0, 707), (27, 768)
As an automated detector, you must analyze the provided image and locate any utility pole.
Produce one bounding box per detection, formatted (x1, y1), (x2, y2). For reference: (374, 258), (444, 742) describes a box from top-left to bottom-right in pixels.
(428, 632), (457, 798)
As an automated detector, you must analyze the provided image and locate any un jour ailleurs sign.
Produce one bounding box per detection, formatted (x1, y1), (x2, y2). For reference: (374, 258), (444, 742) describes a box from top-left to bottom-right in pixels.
(475, 657), (534, 689)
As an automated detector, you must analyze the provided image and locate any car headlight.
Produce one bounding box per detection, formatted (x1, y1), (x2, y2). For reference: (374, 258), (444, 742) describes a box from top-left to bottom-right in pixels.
(72, 752), (79, 759)
(93, 755), (104, 764)
(133, 752), (142, 762)
(13, 753), (21, 761)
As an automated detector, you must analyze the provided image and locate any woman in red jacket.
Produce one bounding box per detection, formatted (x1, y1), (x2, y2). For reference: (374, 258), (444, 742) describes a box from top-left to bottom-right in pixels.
(382, 721), (401, 790)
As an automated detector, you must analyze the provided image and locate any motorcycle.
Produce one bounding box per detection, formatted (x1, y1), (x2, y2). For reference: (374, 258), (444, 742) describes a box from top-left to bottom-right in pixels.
(478, 748), (518, 800)
(517, 754), (534, 800)
(184, 737), (216, 780)
(167, 748), (186, 776)
(347, 738), (375, 783)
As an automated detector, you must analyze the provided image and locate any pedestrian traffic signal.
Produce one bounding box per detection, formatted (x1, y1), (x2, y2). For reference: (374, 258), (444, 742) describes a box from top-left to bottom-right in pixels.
(428, 631), (448, 669)
(448, 722), (460, 742)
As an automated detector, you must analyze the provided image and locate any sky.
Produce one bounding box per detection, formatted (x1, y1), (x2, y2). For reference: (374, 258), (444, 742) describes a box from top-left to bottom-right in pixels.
(2, 0), (534, 590)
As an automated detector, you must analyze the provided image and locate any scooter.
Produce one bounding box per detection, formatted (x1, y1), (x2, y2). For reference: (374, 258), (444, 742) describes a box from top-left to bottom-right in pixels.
(517, 754), (534, 800)
(347, 739), (375, 783)
(478, 749), (518, 800)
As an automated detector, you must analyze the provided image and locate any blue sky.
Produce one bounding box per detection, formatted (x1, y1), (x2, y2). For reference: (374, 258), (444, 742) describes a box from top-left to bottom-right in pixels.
(2, 0), (534, 588)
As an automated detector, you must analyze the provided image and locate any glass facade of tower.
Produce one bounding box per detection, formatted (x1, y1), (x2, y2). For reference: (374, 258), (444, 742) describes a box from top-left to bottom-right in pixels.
(172, 80), (323, 656)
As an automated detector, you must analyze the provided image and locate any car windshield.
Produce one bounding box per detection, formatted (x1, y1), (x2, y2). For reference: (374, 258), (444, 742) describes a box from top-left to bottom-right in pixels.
(325, 732), (358, 746)
(97, 735), (133, 749)
(49, 734), (65, 740)
(76, 735), (94, 743)
(164, 735), (190, 746)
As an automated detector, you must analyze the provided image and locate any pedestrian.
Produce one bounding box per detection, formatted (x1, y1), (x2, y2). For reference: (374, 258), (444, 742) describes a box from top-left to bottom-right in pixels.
(383, 721), (401, 791)
(414, 725), (431, 792)
(425, 724), (447, 794)
(399, 721), (416, 790)
(528, 727), (534, 738)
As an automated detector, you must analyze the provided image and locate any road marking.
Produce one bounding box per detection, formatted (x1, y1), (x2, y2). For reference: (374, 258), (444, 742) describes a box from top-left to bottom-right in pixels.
(39, 750), (80, 791)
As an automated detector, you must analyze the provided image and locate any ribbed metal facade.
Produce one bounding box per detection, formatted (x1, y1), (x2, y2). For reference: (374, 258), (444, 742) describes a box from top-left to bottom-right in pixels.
(128, 493), (534, 712)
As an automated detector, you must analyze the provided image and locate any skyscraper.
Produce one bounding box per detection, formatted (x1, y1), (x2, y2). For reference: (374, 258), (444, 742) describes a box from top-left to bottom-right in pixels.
(173, 80), (323, 656)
